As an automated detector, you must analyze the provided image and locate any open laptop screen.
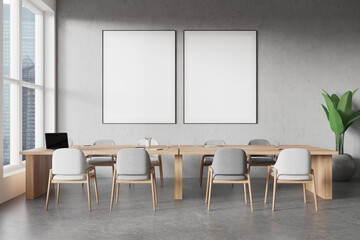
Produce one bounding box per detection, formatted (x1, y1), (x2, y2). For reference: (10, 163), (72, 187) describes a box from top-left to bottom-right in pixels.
(45, 133), (69, 150)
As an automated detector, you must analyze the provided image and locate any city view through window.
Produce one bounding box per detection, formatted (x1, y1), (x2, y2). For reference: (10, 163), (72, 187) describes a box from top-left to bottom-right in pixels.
(3, 4), (36, 165)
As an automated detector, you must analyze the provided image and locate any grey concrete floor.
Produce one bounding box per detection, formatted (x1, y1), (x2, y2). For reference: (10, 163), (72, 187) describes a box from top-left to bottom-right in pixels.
(1, 178), (360, 240)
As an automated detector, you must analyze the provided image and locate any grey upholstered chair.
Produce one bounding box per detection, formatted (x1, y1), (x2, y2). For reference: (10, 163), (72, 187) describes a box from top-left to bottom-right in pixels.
(87, 139), (116, 173)
(45, 149), (99, 211)
(137, 138), (163, 186)
(205, 148), (253, 211)
(110, 148), (158, 211)
(248, 139), (276, 172)
(199, 139), (226, 187)
(264, 148), (318, 211)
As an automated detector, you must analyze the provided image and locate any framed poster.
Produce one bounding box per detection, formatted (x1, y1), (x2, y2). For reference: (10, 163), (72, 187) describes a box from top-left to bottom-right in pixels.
(184, 30), (257, 123)
(103, 30), (176, 123)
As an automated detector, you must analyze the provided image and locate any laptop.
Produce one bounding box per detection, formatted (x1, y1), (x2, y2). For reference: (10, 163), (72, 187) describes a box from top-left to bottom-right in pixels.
(45, 133), (69, 150)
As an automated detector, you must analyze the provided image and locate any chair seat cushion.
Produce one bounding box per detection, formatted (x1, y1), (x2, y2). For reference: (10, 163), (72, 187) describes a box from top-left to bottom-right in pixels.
(213, 174), (247, 180)
(87, 156), (113, 164)
(271, 172), (310, 180)
(204, 156), (214, 164)
(117, 174), (150, 180)
(53, 174), (86, 180)
(250, 157), (276, 164)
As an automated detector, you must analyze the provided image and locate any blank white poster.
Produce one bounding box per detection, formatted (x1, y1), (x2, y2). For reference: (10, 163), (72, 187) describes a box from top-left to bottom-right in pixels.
(103, 31), (176, 123)
(184, 31), (257, 123)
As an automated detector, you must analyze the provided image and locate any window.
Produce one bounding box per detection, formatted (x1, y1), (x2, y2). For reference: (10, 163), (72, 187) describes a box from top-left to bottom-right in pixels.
(3, 0), (44, 168)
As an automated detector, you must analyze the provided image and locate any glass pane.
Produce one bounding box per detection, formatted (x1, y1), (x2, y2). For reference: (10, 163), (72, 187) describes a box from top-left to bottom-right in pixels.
(3, 83), (10, 165)
(22, 87), (35, 154)
(22, 87), (43, 160)
(3, 82), (19, 166)
(3, 1), (10, 78)
(22, 6), (35, 83)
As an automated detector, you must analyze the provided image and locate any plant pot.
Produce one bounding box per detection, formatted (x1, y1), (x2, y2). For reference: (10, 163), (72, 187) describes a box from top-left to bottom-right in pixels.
(332, 154), (356, 181)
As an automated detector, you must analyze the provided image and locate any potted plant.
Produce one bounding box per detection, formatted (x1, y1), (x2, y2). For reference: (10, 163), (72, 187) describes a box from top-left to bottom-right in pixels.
(322, 89), (360, 181)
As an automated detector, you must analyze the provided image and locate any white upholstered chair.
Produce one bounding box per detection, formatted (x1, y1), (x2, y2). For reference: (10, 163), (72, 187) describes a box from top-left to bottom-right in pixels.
(137, 138), (163, 186)
(205, 148), (253, 211)
(199, 139), (226, 187)
(110, 148), (158, 211)
(264, 148), (318, 211)
(248, 139), (276, 172)
(45, 148), (99, 211)
(87, 139), (116, 173)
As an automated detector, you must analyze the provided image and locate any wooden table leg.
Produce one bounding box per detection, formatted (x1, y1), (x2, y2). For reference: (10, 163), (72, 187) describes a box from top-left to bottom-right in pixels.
(306, 155), (332, 200)
(174, 154), (183, 200)
(26, 155), (53, 200)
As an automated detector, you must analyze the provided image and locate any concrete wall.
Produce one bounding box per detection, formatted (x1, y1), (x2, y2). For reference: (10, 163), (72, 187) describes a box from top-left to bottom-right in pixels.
(57, 0), (360, 179)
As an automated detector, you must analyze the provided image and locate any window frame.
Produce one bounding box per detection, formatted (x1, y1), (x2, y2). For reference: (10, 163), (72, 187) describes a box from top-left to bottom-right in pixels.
(3, 0), (44, 172)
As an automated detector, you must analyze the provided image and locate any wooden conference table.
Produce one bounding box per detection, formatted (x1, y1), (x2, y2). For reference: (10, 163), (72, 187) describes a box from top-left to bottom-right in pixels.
(20, 144), (337, 201)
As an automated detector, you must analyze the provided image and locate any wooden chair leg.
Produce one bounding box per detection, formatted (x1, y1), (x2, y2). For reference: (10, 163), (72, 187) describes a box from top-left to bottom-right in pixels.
(45, 170), (52, 211)
(154, 171), (158, 204)
(272, 178), (277, 211)
(93, 169), (99, 204)
(303, 183), (307, 204)
(199, 159), (204, 187)
(248, 180), (254, 211)
(312, 174), (318, 211)
(110, 169), (116, 211)
(205, 168), (210, 204)
(232, 183), (234, 188)
(116, 183), (120, 204)
(150, 170), (156, 211)
(159, 157), (164, 187)
(264, 167), (270, 203)
(86, 173), (91, 211)
(207, 171), (213, 211)
(243, 183), (247, 204)
(56, 183), (60, 204)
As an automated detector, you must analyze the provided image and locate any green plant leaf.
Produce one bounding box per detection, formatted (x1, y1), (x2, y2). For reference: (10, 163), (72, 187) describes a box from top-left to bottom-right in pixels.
(353, 88), (359, 95)
(321, 104), (329, 120)
(344, 110), (360, 131)
(322, 89), (331, 98)
(328, 107), (344, 134)
(337, 91), (352, 123)
(330, 94), (340, 108)
(322, 93), (344, 134)
(322, 93), (335, 111)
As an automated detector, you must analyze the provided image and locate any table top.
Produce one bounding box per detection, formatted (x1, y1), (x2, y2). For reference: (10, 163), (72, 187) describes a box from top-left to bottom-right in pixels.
(20, 145), (179, 156)
(20, 144), (337, 156)
(178, 145), (338, 155)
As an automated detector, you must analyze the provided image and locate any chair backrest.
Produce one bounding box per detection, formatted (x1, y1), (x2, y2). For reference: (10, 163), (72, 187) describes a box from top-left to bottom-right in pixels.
(248, 139), (270, 145)
(116, 148), (151, 175)
(212, 148), (247, 175)
(52, 148), (87, 175)
(204, 139), (226, 146)
(274, 148), (311, 175)
(94, 139), (115, 145)
(136, 138), (159, 146)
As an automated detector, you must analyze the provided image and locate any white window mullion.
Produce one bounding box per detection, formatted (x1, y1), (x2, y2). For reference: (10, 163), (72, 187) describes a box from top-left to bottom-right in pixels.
(18, 0), (23, 165)
(8, 0), (22, 166)
(35, 13), (44, 147)
(21, 81), (43, 90)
